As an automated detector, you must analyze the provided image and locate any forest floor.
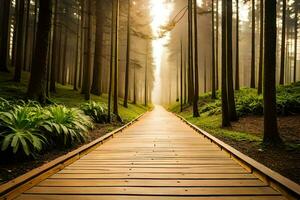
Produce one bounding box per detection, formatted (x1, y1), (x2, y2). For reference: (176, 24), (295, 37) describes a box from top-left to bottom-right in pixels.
(0, 70), (150, 184)
(169, 95), (300, 184)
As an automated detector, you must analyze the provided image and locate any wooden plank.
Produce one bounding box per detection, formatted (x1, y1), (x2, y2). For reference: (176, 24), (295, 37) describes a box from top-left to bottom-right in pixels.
(16, 194), (288, 200)
(38, 179), (267, 187)
(25, 186), (280, 196)
(49, 173), (257, 179)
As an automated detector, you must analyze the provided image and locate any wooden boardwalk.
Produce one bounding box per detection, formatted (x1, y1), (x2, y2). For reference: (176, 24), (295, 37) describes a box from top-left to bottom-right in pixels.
(16, 106), (287, 199)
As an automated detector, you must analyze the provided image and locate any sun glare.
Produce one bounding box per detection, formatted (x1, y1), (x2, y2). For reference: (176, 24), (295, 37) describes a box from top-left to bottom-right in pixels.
(149, 0), (173, 104)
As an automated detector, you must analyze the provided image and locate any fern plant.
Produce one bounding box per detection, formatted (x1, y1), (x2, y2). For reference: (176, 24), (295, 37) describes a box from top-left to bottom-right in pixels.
(42, 105), (93, 147)
(81, 101), (108, 123)
(0, 106), (47, 156)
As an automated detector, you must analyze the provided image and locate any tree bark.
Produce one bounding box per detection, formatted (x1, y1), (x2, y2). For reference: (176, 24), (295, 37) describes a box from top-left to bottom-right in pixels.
(293, 4), (298, 83)
(91, 0), (104, 96)
(0, 0), (11, 72)
(250, 0), (256, 88)
(216, 0), (219, 90)
(221, 0), (230, 127)
(14, 0), (25, 82)
(23, 0), (30, 71)
(188, 0), (194, 105)
(123, 0), (131, 108)
(258, 0), (264, 94)
(193, 0), (200, 117)
(113, 0), (120, 117)
(263, 0), (281, 144)
(27, 0), (52, 103)
(235, 0), (240, 90)
(280, 0), (286, 85)
(226, 0), (237, 121)
(211, 0), (216, 99)
(180, 39), (183, 112)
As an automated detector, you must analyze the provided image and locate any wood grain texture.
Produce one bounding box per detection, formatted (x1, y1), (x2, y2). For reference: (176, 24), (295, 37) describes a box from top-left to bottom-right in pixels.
(15, 106), (289, 199)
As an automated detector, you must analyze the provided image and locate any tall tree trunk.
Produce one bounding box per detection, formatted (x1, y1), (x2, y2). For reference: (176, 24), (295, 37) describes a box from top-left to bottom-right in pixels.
(0, 0), (11, 72)
(293, 4), (298, 83)
(84, 0), (92, 100)
(50, 0), (57, 93)
(211, 0), (216, 99)
(216, 0), (219, 90)
(30, 0), (38, 71)
(280, 0), (286, 85)
(250, 0), (256, 88)
(123, 0), (131, 108)
(113, 0), (120, 117)
(62, 27), (68, 86)
(108, 0), (115, 122)
(27, 0), (52, 103)
(193, 0), (200, 117)
(73, 1), (81, 91)
(14, 0), (25, 82)
(263, 0), (281, 144)
(180, 39), (183, 112)
(184, 45), (187, 104)
(221, 0), (230, 127)
(91, 0), (104, 95)
(235, 0), (240, 90)
(23, 0), (30, 71)
(144, 41), (148, 106)
(258, 0), (264, 94)
(226, 0), (237, 121)
(188, 0), (194, 105)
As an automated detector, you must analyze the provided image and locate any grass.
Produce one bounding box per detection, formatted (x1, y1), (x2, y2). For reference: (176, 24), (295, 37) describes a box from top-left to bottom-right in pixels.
(169, 103), (261, 143)
(0, 69), (149, 123)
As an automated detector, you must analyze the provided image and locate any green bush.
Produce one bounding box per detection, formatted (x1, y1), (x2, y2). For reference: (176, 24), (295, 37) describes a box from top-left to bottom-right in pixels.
(81, 101), (108, 123)
(41, 105), (93, 147)
(0, 105), (47, 156)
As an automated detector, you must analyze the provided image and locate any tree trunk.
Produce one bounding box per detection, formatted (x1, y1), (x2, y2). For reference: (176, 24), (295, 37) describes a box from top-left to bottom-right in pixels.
(211, 0), (216, 99)
(221, 0), (230, 127)
(30, 0), (38, 71)
(188, 0), (194, 105)
(293, 5), (298, 83)
(226, 0), (237, 121)
(62, 27), (68, 85)
(258, 0), (264, 94)
(280, 0), (286, 85)
(250, 0), (256, 88)
(91, 0), (104, 96)
(84, 0), (93, 100)
(123, 0), (131, 108)
(144, 41), (148, 106)
(193, 0), (200, 117)
(0, 0), (11, 72)
(113, 0), (120, 116)
(216, 0), (219, 90)
(27, 0), (52, 103)
(263, 0), (281, 144)
(73, 1), (81, 91)
(180, 39), (183, 112)
(14, 0), (25, 82)
(235, 0), (240, 90)
(23, 0), (30, 71)
(50, 0), (57, 93)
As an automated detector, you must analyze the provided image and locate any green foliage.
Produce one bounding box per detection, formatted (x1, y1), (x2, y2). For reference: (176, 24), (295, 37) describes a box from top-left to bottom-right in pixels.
(81, 101), (108, 123)
(0, 105), (47, 156)
(41, 105), (93, 147)
(0, 97), (12, 112)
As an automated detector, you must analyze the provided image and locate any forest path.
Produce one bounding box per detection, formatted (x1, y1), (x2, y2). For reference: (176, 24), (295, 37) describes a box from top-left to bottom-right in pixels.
(16, 106), (286, 199)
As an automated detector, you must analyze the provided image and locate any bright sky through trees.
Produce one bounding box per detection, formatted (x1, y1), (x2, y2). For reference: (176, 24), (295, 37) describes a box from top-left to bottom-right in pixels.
(150, 0), (174, 103)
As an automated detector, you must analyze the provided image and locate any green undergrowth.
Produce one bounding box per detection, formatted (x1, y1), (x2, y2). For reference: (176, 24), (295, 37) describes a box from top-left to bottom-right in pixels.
(0, 69), (149, 157)
(169, 82), (300, 146)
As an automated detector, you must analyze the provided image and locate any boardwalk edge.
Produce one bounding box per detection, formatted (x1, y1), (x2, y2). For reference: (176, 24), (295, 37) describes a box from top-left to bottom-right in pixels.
(174, 113), (300, 200)
(0, 112), (146, 200)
